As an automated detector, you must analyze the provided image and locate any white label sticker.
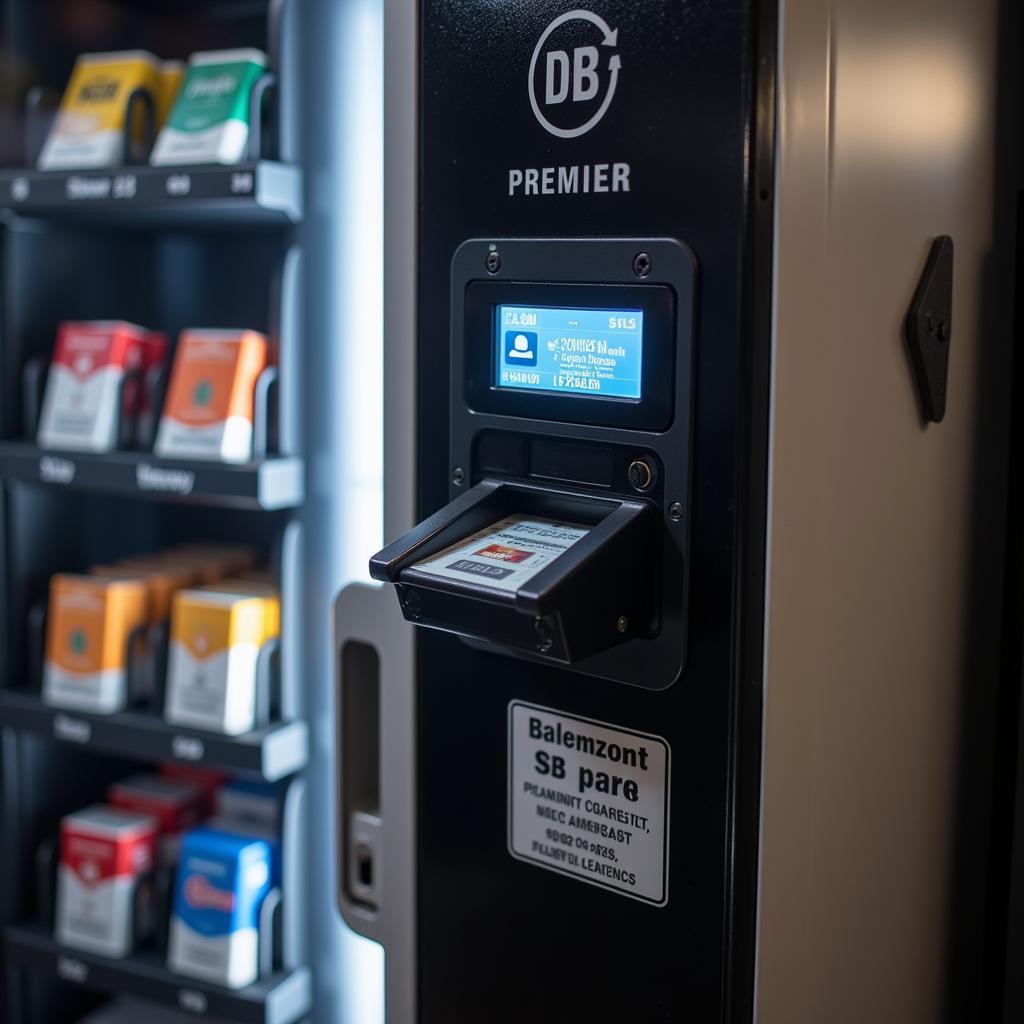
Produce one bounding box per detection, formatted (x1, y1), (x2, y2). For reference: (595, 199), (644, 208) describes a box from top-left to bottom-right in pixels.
(166, 174), (192, 196)
(178, 988), (209, 1014)
(66, 176), (112, 201)
(508, 701), (669, 905)
(53, 714), (91, 744)
(39, 455), (76, 485)
(56, 955), (88, 984)
(172, 735), (205, 761)
(111, 174), (137, 199)
(412, 515), (589, 593)
(136, 463), (196, 495)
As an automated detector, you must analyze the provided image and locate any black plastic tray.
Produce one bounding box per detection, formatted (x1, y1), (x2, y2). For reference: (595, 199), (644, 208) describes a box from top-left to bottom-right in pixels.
(0, 442), (304, 511)
(6, 923), (312, 1024)
(0, 690), (308, 782)
(0, 162), (303, 226)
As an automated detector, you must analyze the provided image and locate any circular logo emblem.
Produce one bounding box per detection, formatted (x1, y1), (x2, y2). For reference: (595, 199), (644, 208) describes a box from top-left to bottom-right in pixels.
(69, 629), (87, 655)
(193, 380), (213, 407)
(528, 9), (621, 139)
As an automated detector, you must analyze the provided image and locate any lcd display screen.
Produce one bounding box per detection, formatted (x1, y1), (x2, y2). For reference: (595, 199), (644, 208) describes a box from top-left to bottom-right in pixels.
(495, 304), (644, 400)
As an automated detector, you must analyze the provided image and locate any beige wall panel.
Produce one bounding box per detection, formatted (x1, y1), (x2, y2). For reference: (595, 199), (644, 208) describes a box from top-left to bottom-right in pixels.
(757, 0), (1007, 1020)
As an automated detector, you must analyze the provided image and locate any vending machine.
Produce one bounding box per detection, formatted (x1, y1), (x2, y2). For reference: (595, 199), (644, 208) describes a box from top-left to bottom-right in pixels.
(335, 0), (1015, 1021)
(0, 1), (384, 1022)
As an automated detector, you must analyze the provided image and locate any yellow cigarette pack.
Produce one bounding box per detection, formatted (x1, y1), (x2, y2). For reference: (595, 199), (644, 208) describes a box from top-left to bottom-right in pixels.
(200, 580), (280, 637)
(43, 574), (149, 713)
(163, 589), (278, 735)
(38, 51), (160, 170)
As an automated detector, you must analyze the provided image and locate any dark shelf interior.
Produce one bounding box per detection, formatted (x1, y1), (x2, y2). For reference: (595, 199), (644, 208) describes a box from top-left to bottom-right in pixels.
(0, 2), (311, 1022)
(7, 923), (312, 1024)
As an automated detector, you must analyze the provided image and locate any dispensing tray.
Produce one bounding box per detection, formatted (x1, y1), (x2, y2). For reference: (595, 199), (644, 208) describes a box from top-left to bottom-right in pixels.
(369, 479), (658, 664)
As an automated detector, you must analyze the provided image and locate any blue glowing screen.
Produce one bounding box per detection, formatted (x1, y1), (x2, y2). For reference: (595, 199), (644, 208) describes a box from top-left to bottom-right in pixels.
(495, 305), (643, 400)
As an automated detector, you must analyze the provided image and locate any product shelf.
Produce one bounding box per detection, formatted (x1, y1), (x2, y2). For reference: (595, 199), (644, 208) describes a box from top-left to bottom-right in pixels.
(0, 0), (319, 1019)
(5, 923), (312, 1024)
(0, 161), (302, 227)
(0, 690), (307, 782)
(0, 442), (303, 511)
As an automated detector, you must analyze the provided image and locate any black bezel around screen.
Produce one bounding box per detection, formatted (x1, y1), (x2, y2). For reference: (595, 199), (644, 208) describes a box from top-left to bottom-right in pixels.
(464, 281), (677, 431)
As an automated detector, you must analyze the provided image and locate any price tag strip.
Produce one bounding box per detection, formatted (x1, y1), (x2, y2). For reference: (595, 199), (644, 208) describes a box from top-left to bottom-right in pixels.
(508, 701), (670, 905)
(412, 515), (590, 593)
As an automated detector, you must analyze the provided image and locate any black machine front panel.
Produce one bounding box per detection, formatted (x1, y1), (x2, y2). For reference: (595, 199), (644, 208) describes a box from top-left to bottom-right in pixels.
(416, 1), (774, 1019)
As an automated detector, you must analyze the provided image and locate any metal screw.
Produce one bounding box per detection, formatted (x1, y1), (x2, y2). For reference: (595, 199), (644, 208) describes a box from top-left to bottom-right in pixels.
(534, 619), (554, 653)
(401, 590), (422, 621)
(486, 250), (502, 274)
(668, 502), (684, 522)
(633, 252), (652, 278)
(616, 616), (629, 634)
(452, 467), (465, 485)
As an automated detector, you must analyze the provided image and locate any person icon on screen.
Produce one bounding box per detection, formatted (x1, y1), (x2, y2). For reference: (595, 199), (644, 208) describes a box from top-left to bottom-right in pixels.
(505, 330), (537, 366)
(508, 334), (532, 358)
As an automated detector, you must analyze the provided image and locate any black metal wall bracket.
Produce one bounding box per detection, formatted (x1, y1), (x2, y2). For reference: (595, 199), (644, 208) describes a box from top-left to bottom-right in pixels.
(905, 235), (954, 423)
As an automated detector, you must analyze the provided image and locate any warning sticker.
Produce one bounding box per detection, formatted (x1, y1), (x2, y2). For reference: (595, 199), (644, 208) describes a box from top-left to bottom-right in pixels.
(507, 701), (670, 905)
(412, 515), (590, 593)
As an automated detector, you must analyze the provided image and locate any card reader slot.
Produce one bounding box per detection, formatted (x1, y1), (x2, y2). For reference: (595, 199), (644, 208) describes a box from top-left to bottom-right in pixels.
(370, 479), (658, 664)
(529, 438), (614, 488)
(516, 500), (649, 616)
(372, 479), (620, 583)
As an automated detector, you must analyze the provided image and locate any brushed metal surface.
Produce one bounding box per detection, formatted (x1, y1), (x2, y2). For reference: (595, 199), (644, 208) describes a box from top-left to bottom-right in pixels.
(757, 0), (1011, 1020)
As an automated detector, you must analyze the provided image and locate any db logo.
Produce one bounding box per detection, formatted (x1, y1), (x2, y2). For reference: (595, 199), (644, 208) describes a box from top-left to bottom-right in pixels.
(528, 9), (621, 139)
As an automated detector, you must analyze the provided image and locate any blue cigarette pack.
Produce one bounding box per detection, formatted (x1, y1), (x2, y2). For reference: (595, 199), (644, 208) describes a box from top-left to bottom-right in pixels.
(168, 827), (272, 989)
